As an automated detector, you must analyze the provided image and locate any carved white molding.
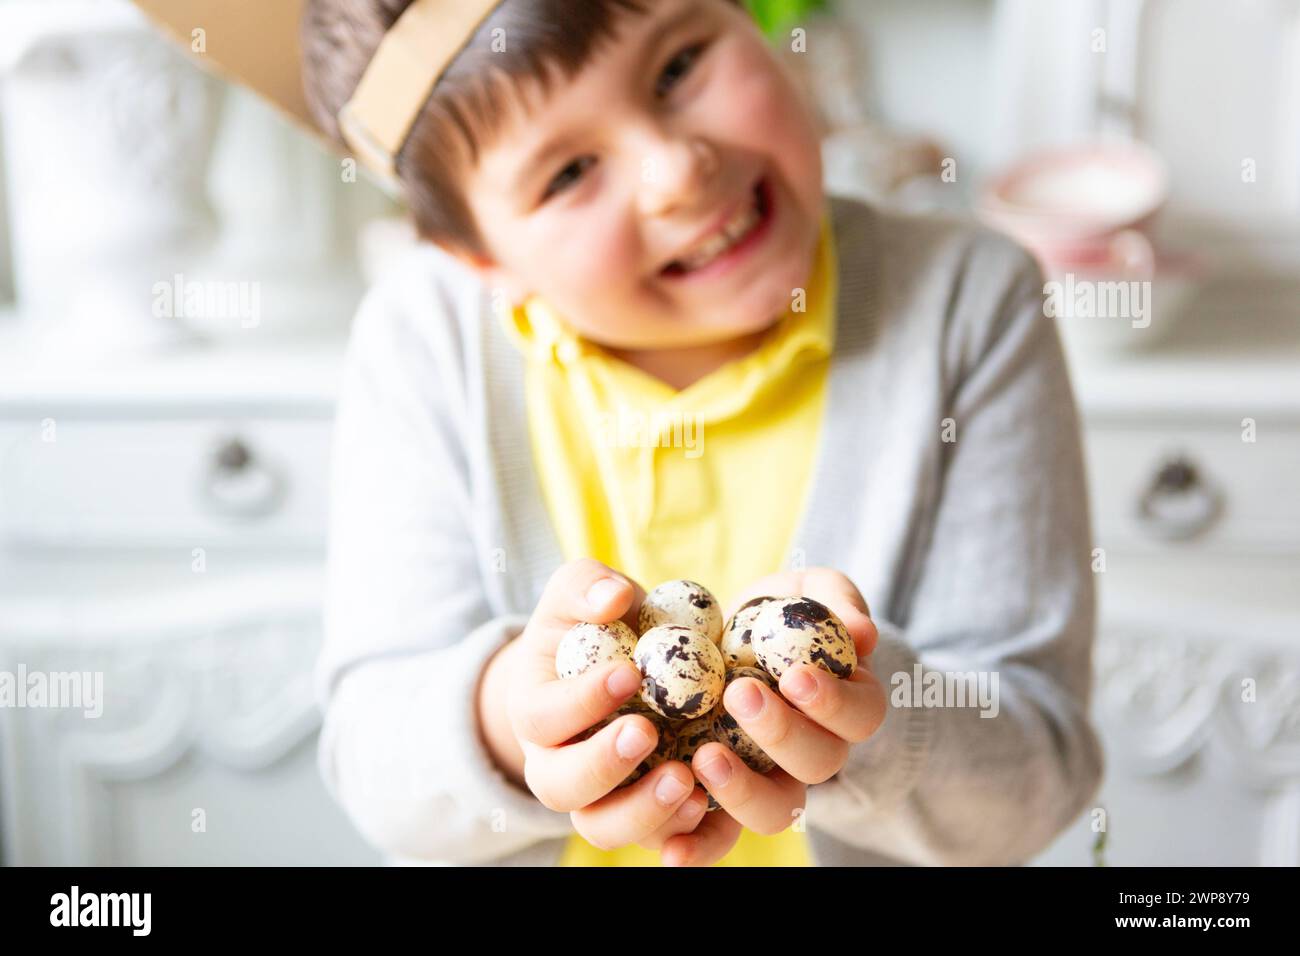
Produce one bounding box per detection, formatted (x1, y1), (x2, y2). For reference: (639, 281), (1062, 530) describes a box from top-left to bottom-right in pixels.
(1095, 625), (1225, 775)
(1097, 622), (1300, 780)
(1, 610), (324, 865)
(1095, 610), (1300, 865)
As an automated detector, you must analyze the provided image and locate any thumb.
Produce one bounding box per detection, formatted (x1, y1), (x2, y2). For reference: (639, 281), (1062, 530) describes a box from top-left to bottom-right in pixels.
(527, 558), (636, 650)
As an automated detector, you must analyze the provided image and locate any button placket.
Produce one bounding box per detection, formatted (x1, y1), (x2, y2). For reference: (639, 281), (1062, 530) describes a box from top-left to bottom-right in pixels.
(646, 413), (716, 523)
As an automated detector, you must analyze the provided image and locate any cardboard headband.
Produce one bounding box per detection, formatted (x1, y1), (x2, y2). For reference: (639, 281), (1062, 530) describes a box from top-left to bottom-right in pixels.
(129, 0), (504, 183)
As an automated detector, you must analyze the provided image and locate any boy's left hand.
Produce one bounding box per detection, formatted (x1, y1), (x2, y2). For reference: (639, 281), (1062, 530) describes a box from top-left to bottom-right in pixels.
(661, 568), (887, 864)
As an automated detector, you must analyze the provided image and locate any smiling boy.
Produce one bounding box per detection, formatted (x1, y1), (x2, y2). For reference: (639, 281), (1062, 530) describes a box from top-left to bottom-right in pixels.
(303, 0), (1105, 866)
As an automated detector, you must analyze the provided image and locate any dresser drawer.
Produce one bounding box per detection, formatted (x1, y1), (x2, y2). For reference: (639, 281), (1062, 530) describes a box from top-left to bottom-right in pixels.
(0, 418), (332, 549)
(1083, 419), (1300, 554)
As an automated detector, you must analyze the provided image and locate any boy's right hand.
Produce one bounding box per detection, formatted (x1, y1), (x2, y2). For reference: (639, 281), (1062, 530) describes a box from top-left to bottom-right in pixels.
(505, 559), (740, 863)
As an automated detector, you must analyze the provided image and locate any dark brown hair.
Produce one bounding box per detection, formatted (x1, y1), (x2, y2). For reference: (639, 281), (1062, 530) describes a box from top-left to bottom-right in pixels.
(301, 0), (680, 256)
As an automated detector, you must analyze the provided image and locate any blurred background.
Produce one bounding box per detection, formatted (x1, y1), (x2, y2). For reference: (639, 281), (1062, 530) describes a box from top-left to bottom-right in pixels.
(0, 0), (1297, 865)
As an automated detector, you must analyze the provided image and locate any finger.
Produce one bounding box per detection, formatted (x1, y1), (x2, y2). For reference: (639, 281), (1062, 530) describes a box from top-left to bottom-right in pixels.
(689, 742), (807, 835)
(510, 658), (642, 747)
(718, 676), (847, 785)
(723, 571), (797, 621)
(839, 604), (877, 659)
(722, 569), (878, 659)
(521, 713), (661, 812)
(637, 788), (713, 852)
(570, 762), (702, 850)
(524, 558), (637, 658)
(617, 577), (648, 635)
(660, 806), (744, 867)
(800, 568), (878, 657)
(778, 664), (886, 744)
(800, 567), (871, 616)
(512, 557), (639, 717)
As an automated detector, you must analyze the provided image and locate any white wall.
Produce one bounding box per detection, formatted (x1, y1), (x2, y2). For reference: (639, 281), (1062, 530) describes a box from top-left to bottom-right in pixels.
(837, 0), (1000, 182)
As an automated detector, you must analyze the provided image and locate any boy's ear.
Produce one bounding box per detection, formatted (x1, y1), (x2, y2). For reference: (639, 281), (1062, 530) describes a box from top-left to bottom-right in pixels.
(444, 246), (532, 308)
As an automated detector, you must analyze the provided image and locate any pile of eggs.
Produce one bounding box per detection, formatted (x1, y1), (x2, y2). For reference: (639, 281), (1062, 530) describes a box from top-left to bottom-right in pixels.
(557, 579), (857, 808)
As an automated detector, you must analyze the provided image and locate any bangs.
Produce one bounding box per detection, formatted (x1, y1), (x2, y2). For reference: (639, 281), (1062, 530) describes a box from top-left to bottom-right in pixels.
(402, 0), (653, 174)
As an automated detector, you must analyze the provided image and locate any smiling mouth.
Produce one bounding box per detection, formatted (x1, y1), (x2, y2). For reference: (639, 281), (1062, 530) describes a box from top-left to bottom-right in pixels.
(660, 179), (771, 278)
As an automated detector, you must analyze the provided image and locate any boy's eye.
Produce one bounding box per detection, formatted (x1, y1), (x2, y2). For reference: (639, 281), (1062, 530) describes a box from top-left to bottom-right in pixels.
(655, 42), (706, 98)
(542, 156), (596, 201)
(537, 41), (708, 203)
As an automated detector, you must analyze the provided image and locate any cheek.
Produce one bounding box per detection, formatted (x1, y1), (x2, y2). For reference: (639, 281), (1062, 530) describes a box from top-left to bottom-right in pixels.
(699, 50), (823, 230)
(530, 215), (652, 331)
(507, 201), (639, 296)
(553, 216), (641, 292)
(708, 44), (814, 155)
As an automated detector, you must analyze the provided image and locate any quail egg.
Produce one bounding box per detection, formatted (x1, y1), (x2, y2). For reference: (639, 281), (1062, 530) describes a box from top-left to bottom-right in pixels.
(638, 580), (724, 645)
(751, 596), (856, 680)
(555, 620), (638, 679)
(719, 595), (781, 669)
(633, 624), (725, 720)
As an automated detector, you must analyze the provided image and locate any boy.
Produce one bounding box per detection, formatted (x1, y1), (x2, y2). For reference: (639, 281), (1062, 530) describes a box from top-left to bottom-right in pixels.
(302, 0), (1104, 865)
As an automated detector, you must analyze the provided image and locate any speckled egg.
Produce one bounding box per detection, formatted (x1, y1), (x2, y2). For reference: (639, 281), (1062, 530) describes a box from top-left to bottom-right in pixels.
(555, 620), (638, 680)
(638, 580), (724, 645)
(719, 596), (781, 669)
(712, 666), (779, 773)
(751, 597), (857, 680)
(570, 700), (677, 789)
(673, 717), (723, 811)
(634, 624), (726, 720)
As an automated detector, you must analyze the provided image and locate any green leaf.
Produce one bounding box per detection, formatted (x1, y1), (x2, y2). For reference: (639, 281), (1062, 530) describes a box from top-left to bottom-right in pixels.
(744, 0), (831, 36)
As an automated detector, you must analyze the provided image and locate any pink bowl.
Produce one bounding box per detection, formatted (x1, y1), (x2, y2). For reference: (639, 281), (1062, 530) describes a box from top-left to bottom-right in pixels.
(977, 141), (1169, 259)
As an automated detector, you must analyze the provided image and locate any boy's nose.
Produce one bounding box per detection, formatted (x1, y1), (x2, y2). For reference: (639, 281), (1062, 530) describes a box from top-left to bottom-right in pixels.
(636, 137), (721, 217)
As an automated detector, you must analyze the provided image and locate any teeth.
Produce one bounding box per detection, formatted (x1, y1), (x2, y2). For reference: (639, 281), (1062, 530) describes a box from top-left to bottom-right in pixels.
(674, 192), (763, 272)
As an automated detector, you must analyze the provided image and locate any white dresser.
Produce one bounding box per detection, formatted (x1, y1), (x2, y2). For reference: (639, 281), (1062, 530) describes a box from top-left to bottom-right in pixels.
(0, 325), (380, 865)
(1033, 302), (1300, 866)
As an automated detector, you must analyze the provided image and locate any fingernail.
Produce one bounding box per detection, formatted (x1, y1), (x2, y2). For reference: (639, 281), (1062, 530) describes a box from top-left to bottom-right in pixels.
(586, 578), (624, 609)
(697, 753), (732, 788)
(677, 794), (706, 822)
(730, 681), (763, 719)
(784, 669), (817, 703)
(606, 666), (640, 699)
(655, 775), (689, 805)
(616, 723), (651, 760)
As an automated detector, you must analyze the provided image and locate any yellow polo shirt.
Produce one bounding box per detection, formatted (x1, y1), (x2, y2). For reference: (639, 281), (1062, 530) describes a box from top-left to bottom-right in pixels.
(501, 208), (837, 866)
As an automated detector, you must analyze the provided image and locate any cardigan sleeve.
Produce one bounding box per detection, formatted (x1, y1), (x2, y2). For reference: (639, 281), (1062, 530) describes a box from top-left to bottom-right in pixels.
(805, 239), (1105, 865)
(313, 271), (573, 863)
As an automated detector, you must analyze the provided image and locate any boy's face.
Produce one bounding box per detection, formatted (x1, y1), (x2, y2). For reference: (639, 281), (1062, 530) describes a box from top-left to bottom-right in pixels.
(455, 0), (825, 351)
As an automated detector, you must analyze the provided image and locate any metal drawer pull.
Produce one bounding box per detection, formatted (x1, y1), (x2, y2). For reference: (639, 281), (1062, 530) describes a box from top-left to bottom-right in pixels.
(200, 437), (286, 520)
(1135, 456), (1222, 542)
